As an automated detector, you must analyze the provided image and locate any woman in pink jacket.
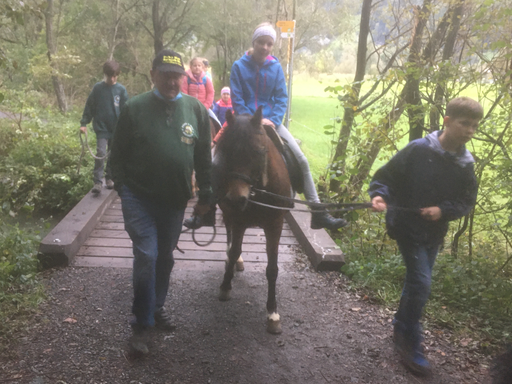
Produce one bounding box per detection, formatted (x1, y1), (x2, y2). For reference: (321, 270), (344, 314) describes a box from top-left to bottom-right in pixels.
(181, 57), (214, 109)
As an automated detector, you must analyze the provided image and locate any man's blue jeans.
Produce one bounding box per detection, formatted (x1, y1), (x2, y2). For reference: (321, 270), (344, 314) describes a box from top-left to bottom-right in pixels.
(118, 186), (185, 327)
(395, 239), (440, 332)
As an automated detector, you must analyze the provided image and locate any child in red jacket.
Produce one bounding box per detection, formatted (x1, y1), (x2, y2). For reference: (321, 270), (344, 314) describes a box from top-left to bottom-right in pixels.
(212, 87), (232, 127)
(181, 57), (214, 109)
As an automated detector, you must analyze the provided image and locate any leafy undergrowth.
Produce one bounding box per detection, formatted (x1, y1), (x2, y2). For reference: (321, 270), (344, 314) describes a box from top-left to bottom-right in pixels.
(0, 93), (92, 217)
(0, 222), (46, 357)
(335, 215), (512, 355)
(0, 91), (95, 357)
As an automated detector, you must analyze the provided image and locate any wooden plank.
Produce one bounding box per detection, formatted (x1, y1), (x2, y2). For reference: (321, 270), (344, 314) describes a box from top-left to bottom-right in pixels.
(75, 247), (296, 263)
(82, 237), (296, 253)
(38, 189), (118, 268)
(103, 209), (123, 216)
(73, 257), (269, 272)
(104, 207), (223, 217)
(94, 221), (294, 235)
(88, 230), (299, 245)
(99, 215), (125, 223)
(285, 209), (345, 271)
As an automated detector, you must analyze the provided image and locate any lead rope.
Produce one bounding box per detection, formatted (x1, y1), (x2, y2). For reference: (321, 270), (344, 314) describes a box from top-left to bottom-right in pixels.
(180, 226), (217, 247)
(77, 131), (110, 175)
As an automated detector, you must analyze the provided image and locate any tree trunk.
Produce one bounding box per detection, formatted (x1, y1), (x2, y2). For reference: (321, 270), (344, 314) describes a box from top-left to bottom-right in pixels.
(152, 0), (164, 54)
(44, 0), (67, 113)
(348, 0), (435, 195)
(429, 0), (465, 132)
(348, 95), (408, 195)
(108, 0), (120, 60)
(406, 2), (431, 142)
(329, 0), (372, 194)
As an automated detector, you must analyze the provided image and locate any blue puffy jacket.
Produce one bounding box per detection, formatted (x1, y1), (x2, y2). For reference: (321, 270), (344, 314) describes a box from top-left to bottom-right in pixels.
(230, 53), (288, 127)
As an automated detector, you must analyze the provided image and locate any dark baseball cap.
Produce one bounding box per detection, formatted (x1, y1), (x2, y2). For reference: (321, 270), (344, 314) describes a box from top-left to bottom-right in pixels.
(152, 49), (186, 74)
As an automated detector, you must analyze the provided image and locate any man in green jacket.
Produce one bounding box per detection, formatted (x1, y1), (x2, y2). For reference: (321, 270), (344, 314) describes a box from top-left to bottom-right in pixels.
(80, 60), (128, 194)
(110, 49), (212, 355)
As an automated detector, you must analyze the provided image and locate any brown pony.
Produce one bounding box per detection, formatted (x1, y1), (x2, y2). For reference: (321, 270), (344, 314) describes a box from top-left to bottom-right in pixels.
(214, 107), (292, 334)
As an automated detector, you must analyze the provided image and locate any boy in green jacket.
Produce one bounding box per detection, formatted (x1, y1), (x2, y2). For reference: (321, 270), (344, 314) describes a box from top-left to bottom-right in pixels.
(80, 60), (128, 194)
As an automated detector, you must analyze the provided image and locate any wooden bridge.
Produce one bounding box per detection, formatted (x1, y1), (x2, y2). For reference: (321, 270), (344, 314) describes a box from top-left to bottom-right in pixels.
(38, 189), (344, 272)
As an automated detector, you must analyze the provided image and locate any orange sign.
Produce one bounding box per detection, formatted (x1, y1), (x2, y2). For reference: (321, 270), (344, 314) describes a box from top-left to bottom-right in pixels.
(276, 20), (295, 33)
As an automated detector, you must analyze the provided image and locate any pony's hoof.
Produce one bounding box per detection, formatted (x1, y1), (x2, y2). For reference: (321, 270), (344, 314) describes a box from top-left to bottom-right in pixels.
(219, 289), (231, 301)
(236, 260), (245, 271)
(266, 319), (282, 334)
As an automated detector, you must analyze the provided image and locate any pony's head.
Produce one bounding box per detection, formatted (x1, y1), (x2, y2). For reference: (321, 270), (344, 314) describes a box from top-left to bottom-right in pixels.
(215, 107), (268, 211)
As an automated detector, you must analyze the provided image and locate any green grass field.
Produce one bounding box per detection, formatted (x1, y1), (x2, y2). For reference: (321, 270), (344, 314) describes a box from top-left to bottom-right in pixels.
(287, 73), (492, 180)
(288, 74), (352, 178)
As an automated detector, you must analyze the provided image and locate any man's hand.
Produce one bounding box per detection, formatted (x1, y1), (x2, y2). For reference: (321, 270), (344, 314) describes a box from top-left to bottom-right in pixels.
(80, 126), (87, 133)
(371, 196), (387, 212)
(420, 206), (442, 221)
(261, 118), (275, 128)
(194, 202), (211, 216)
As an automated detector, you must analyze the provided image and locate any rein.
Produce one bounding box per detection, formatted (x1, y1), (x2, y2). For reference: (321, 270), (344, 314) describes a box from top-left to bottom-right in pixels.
(249, 187), (420, 214)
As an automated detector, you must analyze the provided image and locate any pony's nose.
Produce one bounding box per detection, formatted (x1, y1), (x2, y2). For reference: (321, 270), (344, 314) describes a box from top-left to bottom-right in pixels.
(226, 194), (248, 211)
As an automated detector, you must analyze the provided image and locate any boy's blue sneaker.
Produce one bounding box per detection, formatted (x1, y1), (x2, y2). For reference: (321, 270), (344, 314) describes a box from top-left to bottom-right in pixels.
(393, 320), (432, 377)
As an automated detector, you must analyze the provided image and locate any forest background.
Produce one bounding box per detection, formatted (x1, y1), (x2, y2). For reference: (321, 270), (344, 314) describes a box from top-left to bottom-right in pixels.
(1, 0), (512, 357)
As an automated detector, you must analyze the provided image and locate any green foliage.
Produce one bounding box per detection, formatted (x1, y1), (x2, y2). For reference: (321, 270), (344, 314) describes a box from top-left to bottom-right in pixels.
(0, 223), (40, 292)
(0, 89), (93, 215)
(0, 221), (45, 354)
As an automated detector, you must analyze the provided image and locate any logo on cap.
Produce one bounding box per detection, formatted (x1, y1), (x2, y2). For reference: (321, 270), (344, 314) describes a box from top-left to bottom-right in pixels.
(163, 55), (182, 66)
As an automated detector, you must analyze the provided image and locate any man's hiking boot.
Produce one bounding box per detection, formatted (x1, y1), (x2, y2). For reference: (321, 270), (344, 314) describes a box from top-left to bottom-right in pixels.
(154, 307), (176, 332)
(183, 207), (216, 229)
(91, 183), (102, 194)
(393, 320), (432, 377)
(129, 324), (149, 355)
(106, 179), (114, 189)
(311, 211), (348, 230)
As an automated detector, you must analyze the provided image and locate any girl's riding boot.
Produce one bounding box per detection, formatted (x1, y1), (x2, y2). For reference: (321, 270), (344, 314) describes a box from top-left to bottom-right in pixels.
(311, 211), (348, 230)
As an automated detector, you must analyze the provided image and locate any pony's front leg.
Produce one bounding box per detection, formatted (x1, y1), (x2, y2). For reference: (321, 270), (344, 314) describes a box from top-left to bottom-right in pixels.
(219, 225), (246, 301)
(236, 256), (244, 271)
(264, 220), (284, 334)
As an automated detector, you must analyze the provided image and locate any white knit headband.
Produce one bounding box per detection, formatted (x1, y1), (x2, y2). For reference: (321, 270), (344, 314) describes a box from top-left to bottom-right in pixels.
(252, 25), (277, 43)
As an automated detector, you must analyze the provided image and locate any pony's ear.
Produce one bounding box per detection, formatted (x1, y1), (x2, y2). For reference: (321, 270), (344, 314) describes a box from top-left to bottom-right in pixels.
(251, 106), (263, 127)
(225, 109), (234, 126)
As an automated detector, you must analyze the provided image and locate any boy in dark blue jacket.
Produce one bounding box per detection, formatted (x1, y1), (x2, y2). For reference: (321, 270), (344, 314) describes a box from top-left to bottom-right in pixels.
(369, 97), (482, 376)
(80, 60), (128, 194)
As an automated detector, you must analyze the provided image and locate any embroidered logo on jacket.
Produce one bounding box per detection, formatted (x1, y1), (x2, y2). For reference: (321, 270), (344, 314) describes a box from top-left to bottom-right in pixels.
(181, 123), (195, 145)
(114, 95), (120, 107)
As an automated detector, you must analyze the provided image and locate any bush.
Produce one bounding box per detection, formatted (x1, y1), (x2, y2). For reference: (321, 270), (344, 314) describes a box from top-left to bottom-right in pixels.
(0, 222), (45, 354)
(0, 107), (93, 215)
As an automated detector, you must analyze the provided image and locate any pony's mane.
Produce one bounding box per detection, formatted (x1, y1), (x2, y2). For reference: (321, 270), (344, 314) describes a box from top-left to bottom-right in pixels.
(215, 114), (265, 165)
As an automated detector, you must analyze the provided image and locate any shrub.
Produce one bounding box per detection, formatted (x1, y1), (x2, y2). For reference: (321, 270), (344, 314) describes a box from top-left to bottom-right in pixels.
(0, 222), (45, 354)
(0, 108), (93, 215)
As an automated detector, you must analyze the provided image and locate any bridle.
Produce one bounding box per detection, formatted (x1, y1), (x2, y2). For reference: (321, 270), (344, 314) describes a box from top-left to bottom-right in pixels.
(228, 171), (257, 186)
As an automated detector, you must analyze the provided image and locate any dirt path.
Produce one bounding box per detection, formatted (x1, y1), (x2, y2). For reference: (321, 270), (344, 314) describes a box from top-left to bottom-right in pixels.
(2, 250), (491, 384)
